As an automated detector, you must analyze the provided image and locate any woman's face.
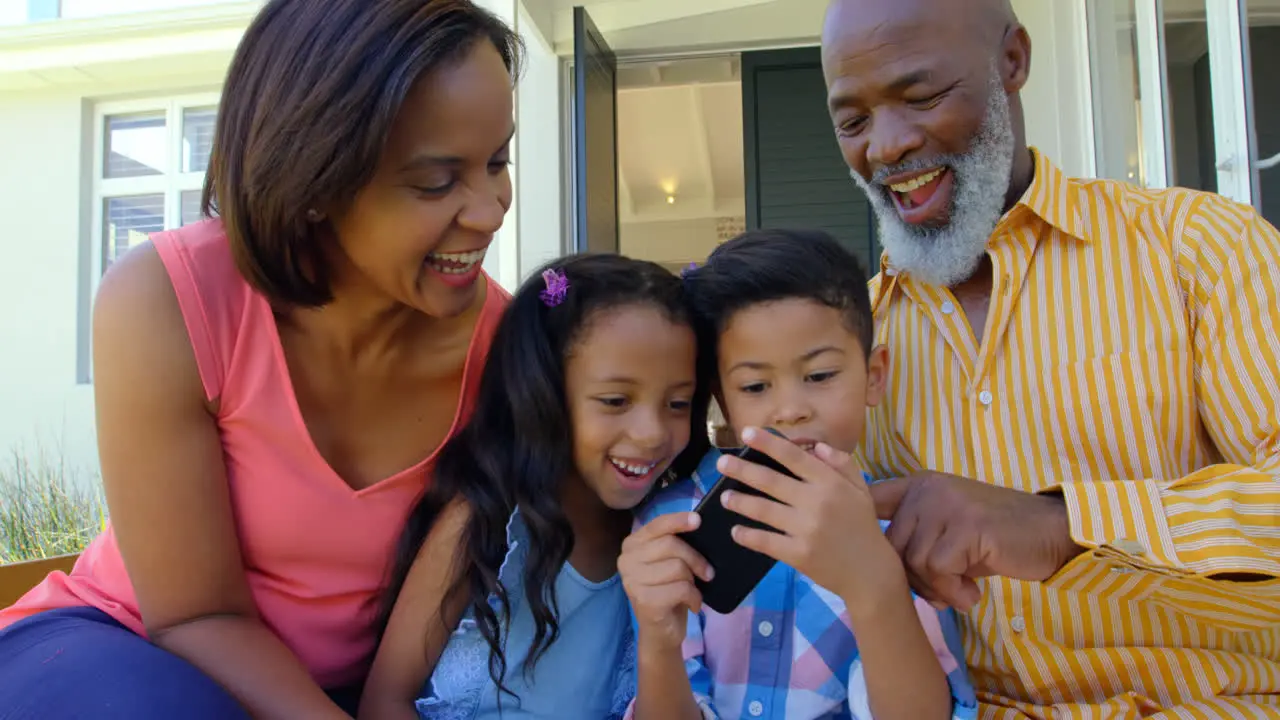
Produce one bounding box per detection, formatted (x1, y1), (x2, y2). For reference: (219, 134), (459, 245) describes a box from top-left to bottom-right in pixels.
(328, 39), (515, 319)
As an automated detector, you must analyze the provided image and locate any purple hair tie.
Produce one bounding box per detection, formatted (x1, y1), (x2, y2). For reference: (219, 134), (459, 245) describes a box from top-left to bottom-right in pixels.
(540, 268), (569, 307)
(681, 262), (698, 278)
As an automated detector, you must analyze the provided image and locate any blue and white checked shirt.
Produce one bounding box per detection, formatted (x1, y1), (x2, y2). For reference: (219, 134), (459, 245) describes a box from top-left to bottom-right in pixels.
(625, 448), (979, 720)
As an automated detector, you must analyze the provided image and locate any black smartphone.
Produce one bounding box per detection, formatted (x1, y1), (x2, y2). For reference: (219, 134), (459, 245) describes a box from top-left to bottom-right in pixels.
(677, 428), (797, 614)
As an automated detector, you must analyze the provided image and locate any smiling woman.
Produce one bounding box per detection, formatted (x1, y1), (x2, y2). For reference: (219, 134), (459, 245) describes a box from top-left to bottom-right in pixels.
(0, 2), (522, 719)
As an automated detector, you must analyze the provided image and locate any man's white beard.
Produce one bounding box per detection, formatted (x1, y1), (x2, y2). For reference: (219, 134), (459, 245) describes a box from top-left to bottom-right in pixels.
(850, 68), (1016, 288)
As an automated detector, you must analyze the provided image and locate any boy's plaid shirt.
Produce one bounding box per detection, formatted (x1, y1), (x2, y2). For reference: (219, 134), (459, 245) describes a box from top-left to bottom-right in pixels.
(624, 448), (980, 720)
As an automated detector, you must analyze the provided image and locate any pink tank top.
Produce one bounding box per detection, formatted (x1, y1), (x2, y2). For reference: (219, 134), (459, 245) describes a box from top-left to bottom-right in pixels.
(0, 219), (509, 688)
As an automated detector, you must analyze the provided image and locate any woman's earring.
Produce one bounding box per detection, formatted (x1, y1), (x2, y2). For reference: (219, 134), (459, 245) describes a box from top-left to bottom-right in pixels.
(306, 209), (323, 222)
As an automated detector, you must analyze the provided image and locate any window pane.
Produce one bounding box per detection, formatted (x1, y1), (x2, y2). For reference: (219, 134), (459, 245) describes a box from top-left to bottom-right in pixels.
(104, 112), (167, 178)
(180, 190), (208, 226)
(182, 106), (217, 174)
(103, 195), (165, 269)
(1163, 2), (1216, 193)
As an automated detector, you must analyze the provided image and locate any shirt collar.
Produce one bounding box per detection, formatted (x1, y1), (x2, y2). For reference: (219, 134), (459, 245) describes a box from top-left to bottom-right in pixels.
(872, 147), (1090, 312)
(1014, 147), (1094, 246)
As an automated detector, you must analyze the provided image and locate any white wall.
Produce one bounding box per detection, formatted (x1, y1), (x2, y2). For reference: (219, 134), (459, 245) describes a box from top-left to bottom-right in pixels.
(1013, 0), (1095, 179)
(621, 218), (723, 267)
(514, 0), (564, 283)
(0, 90), (99, 479)
(474, 0), (565, 292)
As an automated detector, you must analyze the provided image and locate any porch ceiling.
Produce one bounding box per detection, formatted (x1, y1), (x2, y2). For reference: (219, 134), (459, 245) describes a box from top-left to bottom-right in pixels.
(616, 56), (745, 225)
(525, 0), (828, 57)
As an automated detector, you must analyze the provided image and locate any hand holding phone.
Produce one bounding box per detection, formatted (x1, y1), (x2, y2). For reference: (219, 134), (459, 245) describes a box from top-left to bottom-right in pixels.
(713, 427), (906, 620)
(676, 428), (797, 614)
(618, 511), (715, 650)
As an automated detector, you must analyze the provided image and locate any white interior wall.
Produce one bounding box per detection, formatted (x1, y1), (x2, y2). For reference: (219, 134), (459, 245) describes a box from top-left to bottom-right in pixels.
(620, 217), (724, 267)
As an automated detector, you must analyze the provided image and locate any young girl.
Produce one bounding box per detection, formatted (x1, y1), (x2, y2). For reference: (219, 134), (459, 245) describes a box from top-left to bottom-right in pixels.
(359, 254), (712, 720)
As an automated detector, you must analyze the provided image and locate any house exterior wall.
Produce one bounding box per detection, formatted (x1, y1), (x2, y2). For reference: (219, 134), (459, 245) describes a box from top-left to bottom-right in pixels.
(0, 91), (98, 477)
(0, 0), (1092, 481)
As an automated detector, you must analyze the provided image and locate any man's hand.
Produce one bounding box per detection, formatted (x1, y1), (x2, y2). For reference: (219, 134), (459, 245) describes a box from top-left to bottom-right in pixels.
(717, 427), (907, 617)
(869, 472), (1085, 610)
(619, 512), (712, 651)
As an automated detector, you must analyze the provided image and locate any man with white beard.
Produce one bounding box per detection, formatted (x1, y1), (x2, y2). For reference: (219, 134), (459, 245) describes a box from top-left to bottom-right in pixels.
(820, 0), (1280, 718)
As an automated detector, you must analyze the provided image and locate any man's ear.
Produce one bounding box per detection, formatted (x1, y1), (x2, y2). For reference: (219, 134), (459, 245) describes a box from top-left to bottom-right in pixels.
(864, 344), (890, 407)
(1001, 22), (1032, 95)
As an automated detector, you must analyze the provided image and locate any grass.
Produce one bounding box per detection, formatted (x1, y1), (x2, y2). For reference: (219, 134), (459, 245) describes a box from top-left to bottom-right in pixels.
(0, 449), (106, 565)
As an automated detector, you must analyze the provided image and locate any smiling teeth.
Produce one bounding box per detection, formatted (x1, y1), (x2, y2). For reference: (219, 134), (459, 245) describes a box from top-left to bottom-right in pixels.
(427, 249), (485, 274)
(431, 249), (486, 263)
(610, 458), (656, 476)
(889, 168), (944, 193)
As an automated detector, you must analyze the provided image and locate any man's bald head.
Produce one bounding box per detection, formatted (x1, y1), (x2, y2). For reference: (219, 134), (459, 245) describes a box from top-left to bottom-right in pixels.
(822, 0), (1017, 61)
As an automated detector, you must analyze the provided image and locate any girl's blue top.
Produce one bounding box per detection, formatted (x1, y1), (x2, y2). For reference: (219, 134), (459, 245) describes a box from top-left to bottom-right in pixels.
(415, 509), (637, 720)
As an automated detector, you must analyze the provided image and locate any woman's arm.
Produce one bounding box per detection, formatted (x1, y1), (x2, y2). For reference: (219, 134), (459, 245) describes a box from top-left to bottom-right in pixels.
(357, 500), (472, 720)
(93, 245), (349, 719)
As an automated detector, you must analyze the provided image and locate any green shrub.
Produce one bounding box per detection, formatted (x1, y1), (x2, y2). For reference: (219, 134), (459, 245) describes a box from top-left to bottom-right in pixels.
(0, 449), (105, 565)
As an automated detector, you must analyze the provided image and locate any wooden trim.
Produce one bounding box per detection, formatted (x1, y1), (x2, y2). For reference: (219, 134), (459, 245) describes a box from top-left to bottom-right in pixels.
(0, 554), (78, 609)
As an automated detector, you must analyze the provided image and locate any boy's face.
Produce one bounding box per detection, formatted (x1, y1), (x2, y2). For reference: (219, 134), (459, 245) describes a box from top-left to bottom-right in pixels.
(716, 298), (887, 454)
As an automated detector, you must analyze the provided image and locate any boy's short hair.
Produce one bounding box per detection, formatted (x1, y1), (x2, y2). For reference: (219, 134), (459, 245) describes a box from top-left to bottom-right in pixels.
(684, 228), (875, 357)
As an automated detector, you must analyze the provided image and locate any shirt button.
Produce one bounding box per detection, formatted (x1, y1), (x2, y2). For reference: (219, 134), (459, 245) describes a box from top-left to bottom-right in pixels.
(978, 390), (994, 406)
(885, 267), (899, 277)
(748, 700), (764, 716)
(940, 301), (955, 315)
(1010, 615), (1026, 633)
(757, 621), (774, 638)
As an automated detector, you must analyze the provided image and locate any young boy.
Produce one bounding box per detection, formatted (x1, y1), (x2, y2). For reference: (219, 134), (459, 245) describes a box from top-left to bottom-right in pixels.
(618, 229), (978, 720)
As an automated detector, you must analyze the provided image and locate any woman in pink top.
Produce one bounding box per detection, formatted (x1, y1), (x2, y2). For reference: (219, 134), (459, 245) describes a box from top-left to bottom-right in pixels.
(0, 1), (518, 717)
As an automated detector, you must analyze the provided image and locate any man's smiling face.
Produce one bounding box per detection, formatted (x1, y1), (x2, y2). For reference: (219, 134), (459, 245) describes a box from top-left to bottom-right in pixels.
(821, 0), (1029, 287)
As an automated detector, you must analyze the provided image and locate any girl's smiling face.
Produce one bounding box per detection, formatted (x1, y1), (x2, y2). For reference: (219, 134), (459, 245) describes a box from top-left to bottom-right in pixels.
(565, 303), (698, 511)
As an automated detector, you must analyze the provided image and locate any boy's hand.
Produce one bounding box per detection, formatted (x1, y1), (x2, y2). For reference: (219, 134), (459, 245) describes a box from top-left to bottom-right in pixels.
(717, 427), (906, 618)
(619, 512), (713, 651)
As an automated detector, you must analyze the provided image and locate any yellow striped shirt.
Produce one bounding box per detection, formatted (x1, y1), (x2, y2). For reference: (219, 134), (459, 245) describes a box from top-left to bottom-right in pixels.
(858, 149), (1280, 719)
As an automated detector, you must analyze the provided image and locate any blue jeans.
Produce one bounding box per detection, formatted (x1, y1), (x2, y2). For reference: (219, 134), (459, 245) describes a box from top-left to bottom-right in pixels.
(0, 607), (361, 719)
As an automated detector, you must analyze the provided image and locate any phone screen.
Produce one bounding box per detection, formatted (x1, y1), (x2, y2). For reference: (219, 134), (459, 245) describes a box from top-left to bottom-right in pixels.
(677, 429), (797, 614)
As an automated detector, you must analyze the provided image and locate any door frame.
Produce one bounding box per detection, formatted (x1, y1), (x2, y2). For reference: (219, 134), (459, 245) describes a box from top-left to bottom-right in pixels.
(562, 40), (818, 254)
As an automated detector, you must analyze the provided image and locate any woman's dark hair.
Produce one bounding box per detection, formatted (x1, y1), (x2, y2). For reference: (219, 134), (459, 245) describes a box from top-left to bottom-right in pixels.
(202, 0), (522, 307)
(684, 228), (875, 359)
(377, 254), (712, 697)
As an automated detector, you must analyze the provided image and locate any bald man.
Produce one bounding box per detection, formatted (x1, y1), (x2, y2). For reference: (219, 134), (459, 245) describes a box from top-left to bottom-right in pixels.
(820, 0), (1280, 718)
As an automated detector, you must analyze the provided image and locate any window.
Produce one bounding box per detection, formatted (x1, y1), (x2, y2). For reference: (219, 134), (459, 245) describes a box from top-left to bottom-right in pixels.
(92, 95), (219, 276)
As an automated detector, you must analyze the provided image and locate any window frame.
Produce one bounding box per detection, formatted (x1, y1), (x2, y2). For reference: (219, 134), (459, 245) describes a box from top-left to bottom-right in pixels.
(90, 92), (221, 282)
(81, 92), (220, 384)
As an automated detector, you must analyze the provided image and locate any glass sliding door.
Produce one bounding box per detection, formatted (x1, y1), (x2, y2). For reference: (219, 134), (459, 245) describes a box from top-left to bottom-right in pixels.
(1087, 0), (1272, 220)
(1242, 1), (1279, 225)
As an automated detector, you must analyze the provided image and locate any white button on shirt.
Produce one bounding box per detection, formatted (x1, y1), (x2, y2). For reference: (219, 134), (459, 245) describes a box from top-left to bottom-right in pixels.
(748, 700), (764, 716)
(757, 621), (774, 638)
(1010, 616), (1027, 633)
(978, 390), (994, 406)
(941, 301), (956, 315)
